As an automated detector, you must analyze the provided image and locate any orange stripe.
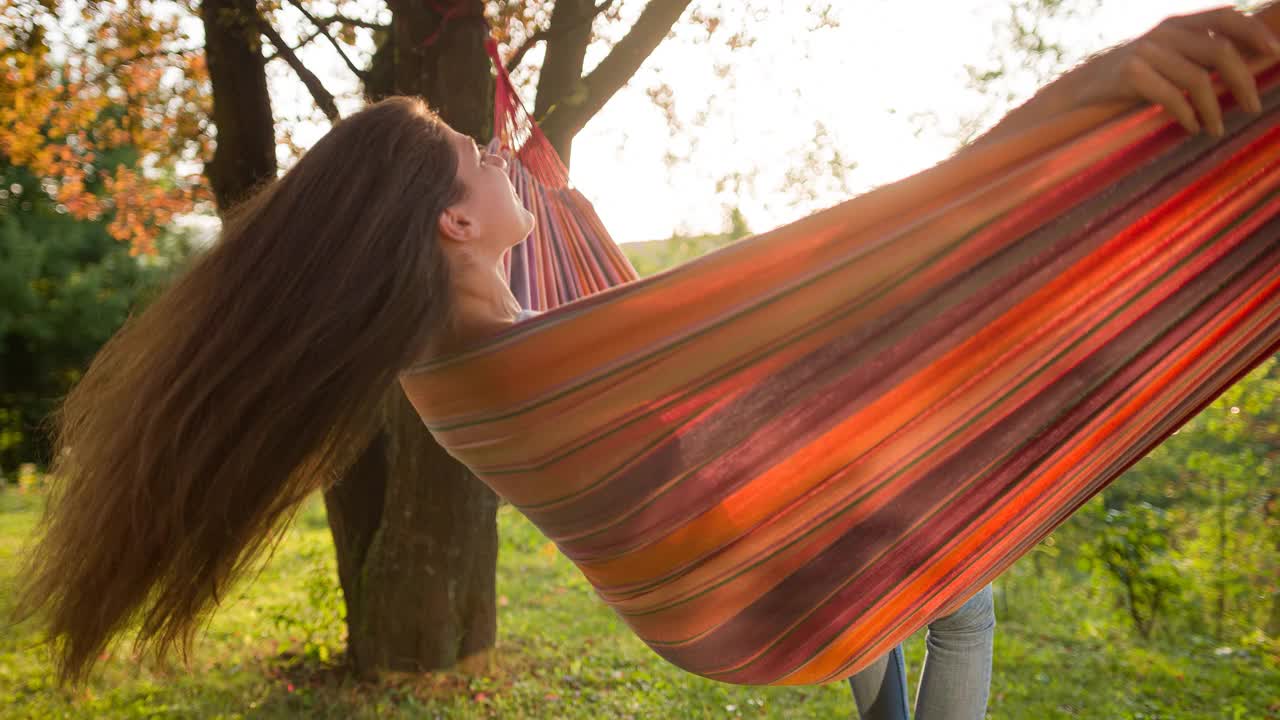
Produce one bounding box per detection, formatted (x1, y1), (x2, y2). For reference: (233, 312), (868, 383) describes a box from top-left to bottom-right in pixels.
(576, 149), (1258, 584)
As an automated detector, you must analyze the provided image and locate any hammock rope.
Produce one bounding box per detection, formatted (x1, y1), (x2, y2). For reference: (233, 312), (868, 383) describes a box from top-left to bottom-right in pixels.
(484, 36), (640, 308)
(399, 16), (1280, 686)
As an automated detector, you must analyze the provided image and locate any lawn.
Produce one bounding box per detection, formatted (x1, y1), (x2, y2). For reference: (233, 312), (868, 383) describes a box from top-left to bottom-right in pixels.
(1, 490), (1276, 719)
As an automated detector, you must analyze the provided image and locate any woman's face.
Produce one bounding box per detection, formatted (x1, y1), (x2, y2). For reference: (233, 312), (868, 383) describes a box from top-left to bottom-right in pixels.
(438, 126), (535, 257)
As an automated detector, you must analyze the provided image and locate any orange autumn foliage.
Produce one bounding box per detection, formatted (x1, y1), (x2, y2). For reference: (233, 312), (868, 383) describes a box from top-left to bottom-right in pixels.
(0, 0), (212, 255)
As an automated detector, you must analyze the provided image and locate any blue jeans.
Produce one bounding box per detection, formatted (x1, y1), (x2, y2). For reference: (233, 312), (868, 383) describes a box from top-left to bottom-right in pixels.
(847, 584), (995, 720)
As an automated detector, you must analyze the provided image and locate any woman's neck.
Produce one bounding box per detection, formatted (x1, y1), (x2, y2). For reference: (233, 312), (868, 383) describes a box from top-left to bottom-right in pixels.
(453, 259), (520, 320)
(420, 252), (521, 362)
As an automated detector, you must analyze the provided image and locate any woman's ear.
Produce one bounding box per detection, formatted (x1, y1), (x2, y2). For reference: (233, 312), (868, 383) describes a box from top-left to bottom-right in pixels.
(437, 206), (473, 244)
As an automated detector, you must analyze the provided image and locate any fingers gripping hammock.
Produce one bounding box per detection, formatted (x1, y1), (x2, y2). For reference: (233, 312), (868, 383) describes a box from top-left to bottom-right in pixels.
(400, 20), (1280, 686)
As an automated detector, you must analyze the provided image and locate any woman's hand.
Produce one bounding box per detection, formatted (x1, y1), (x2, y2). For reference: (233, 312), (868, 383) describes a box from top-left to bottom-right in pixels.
(1071, 6), (1280, 136)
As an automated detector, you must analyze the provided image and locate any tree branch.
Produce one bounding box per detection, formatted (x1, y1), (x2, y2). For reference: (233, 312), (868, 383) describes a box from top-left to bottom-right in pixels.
(539, 0), (692, 146)
(505, 26), (551, 73)
(283, 0), (367, 80)
(262, 28), (323, 62)
(259, 17), (340, 122)
(315, 13), (389, 31)
(505, 0), (614, 73)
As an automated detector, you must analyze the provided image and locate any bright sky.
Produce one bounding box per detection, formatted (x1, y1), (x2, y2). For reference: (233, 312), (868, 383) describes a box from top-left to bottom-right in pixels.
(268, 0), (1232, 243)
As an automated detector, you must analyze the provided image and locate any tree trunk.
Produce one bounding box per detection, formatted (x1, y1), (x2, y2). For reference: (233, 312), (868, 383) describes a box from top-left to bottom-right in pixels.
(1217, 473), (1227, 641)
(1264, 489), (1280, 637)
(325, 392), (499, 675)
(200, 0), (275, 210)
(324, 1), (501, 677)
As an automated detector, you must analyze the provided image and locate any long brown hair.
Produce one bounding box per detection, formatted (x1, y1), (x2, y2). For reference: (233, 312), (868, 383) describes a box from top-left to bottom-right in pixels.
(12, 96), (464, 684)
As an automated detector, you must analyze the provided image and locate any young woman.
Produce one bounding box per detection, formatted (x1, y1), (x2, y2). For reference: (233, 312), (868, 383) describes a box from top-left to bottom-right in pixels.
(13, 8), (1276, 715)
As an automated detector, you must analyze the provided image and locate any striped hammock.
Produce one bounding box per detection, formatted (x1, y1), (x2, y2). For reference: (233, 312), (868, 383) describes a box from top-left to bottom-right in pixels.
(399, 36), (1280, 685)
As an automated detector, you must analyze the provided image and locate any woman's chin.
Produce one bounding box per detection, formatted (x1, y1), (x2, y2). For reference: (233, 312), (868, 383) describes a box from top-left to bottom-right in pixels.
(508, 228), (533, 248)
(517, 213), (536, 240)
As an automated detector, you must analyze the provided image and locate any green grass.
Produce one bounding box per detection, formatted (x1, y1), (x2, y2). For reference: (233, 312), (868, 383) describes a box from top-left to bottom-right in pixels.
(1, 490), (1276, 719)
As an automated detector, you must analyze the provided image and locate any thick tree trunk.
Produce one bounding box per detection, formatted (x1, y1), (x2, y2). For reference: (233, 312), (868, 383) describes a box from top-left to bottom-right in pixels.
(324, 0), (500, 677)
(325, 392), (498, 675)
(200, 0), (275, 210)
(386, 0), (494, 138)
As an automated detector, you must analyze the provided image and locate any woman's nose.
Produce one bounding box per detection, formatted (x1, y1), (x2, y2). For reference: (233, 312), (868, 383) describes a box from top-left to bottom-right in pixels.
(489, 153), (508, 169)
